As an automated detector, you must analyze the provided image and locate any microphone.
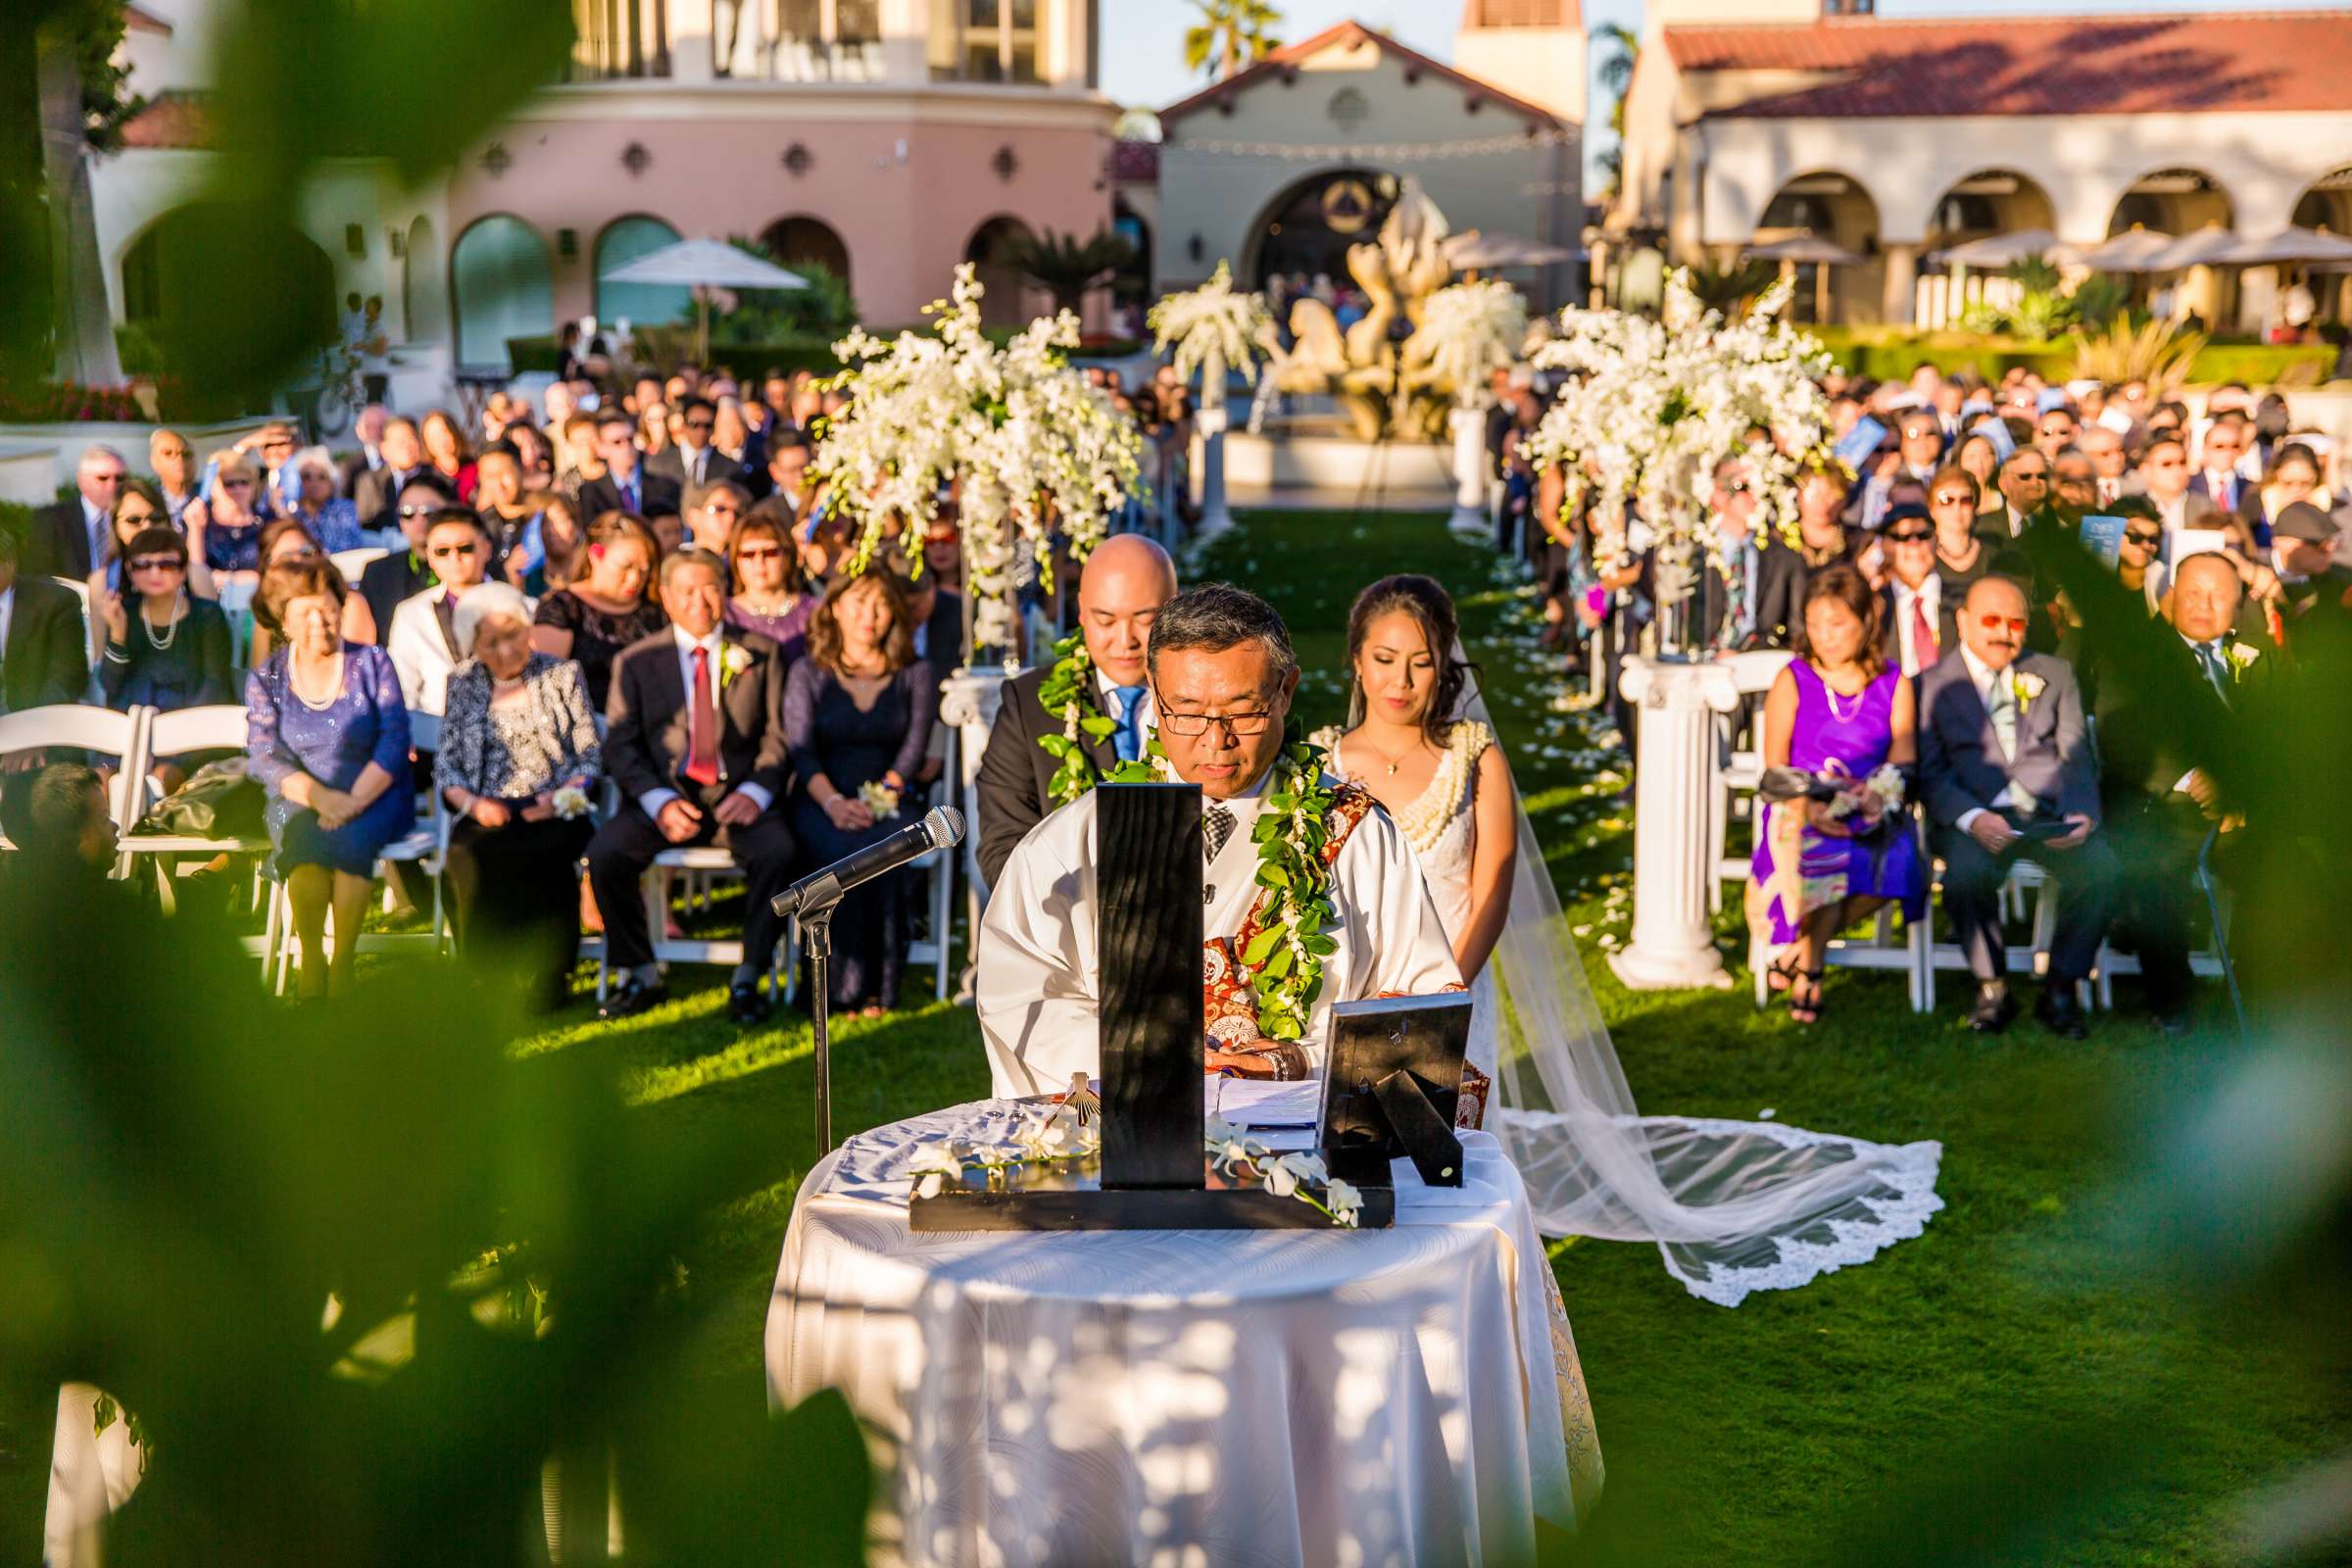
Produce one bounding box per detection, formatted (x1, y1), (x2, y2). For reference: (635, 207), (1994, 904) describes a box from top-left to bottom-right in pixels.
(770, 804), (965, 920)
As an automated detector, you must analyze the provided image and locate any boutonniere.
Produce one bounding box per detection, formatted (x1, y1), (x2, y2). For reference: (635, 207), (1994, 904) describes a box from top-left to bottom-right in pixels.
(717, 642), (753, 690)
(2012, 669), (2046, 714)
(2226, 642), (2260, 679)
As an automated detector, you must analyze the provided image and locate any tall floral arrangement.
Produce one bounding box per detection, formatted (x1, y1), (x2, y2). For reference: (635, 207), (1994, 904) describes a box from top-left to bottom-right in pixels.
(815, 264), (1144, 657)
(1523, 270), (1832, 604)
(1410, 278), (1529, 407)
(1148, 260), (1272, 412)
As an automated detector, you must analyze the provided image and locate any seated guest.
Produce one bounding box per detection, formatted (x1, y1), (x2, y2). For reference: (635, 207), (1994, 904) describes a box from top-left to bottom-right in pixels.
(1879, 504), (1954, 678)
(245, 561), (415, 1000)
(191, 451), (267, 593)
(1694, 455), (1765, 654)
(95, 528), (234, 719)
(2051, 450), (2097, 520)
(906, 564), (965, 673)
(2255, 442), (2324, 539)
(1926, 465), (1990, 600)
(352, 416), (430, 537)
(388, 509), (494, 718)
(246, 517), (333, 666)
(2268, 501), (2350, 626)
(472, 449), (535, 562)
(532, 512), (667, 710)
(0, 525), (88, 713)
(1746, 565), (1924, 1024)
(435, 583), (603, 1008)
(511, 493), (587, 597)
(1750, 463), (1849, 650)
(761, 428), (814, 524)
(724, 511), (814, 659)
(975, 533), (1178, 889)
(649, 396), (744, 491)
(2095, 553), (2251, 1033)
(87, 478), (173, 603)
(2190, 414), (2263, 539)
(350, 475), (454, 646)
(1918, 575), (2116, 1038)
(1987, 448), (2055, 543)
(784, 570), (937, 1017)
(683, 478), (750, 556)
(2136, 435), (2227, 543)
(578, 413), (681, 521)
(23, 445), (127, 581)
(586, 548), (795, 1024)
(286, 448), (367, 553)
(975, 584), (1461, 1096)
(0, 761), (117, 889)
(420, 409), (478, 504)
(2109, 498), (2169, 613)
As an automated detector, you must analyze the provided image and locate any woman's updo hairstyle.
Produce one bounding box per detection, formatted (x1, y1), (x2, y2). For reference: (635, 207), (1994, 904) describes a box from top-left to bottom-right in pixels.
(1342, 573), (1477, 746)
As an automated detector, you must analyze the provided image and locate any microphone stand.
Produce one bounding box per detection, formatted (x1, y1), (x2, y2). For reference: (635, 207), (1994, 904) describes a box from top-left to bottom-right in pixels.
(800, 906), (838, 1155)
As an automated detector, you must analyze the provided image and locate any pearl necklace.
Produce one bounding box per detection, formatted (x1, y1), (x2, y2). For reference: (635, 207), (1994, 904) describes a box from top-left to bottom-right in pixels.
(1818, 665), (1868, 722)
(140, 592), (183, 652)
(291, 653), (344, 711)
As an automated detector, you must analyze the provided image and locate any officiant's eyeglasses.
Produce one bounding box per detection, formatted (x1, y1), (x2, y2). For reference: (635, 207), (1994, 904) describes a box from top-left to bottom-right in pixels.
(1976, 613), (2029, 633)
(1160, 710), (1275, 737)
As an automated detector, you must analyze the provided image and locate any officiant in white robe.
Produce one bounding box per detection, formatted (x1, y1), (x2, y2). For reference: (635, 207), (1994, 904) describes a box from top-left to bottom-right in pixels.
(978, 585), (1461, 1100)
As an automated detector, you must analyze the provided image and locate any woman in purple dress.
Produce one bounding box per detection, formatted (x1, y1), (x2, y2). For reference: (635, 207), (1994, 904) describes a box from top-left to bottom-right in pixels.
(783, 571), (935, 1016)
(1746, 563), (1924, 1024)
(246, 560), (416, 999)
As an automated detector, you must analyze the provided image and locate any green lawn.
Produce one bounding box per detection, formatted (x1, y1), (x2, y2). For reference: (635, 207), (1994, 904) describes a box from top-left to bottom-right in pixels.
(9, 509), (2342, 1563)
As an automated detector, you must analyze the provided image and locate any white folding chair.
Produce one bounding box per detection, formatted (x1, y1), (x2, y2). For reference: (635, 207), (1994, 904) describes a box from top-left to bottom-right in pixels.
(115, 705), (274, 931)
(0, 705), (146, 867)
(590, 779), (786, 1005)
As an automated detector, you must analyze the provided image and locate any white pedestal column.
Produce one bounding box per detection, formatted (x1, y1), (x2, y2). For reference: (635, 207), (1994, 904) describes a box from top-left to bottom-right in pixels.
(1608, 656), (1740, 991)
(1194, 403), (1236, 540)
(1447, 405), (1490, 539)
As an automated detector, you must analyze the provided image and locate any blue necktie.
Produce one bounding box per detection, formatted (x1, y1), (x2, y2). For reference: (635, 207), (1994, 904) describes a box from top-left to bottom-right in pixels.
(624, 475), (640, 513)
(1110, 685), (1146, 762)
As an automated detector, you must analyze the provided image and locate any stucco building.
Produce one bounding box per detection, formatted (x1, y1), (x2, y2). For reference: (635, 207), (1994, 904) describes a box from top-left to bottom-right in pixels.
(1604, 0), (2352, 328)
(1146, 9), (1584, 312)
(99, 0), (1119, 395)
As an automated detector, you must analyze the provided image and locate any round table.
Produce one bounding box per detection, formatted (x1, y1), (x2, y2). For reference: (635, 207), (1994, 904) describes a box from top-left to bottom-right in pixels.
(765, 1101), (1602, 1568)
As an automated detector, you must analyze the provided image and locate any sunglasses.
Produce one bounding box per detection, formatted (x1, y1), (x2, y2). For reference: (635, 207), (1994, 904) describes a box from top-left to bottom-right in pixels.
(397, 504), (440, 517)
(1977, 613), (2029, 633)
(2012, 471), (2049, 483)
(1931, 492), (1974, 507)
(735, 545), (784, 562)
(2123, 527), (2161, 546)
(1887, 529), (1935, 544)
(128, 555), (184, 573)
(219, 478), (255, 490)
(705, 502), (742, 516)
(684, 416), (715, 431)
(116, 510), (160, 527)
(428, 542), (479, 558)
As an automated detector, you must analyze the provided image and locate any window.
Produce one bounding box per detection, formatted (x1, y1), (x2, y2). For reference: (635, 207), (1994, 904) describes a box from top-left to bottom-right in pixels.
(934, 0), (1041, 81)
(1759, 193), (1830, 232)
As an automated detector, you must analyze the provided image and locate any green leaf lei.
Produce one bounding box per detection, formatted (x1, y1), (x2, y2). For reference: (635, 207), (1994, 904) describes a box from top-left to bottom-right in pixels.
(1035, 629), (1120, 808)
(1098, 733), (1340, 1042)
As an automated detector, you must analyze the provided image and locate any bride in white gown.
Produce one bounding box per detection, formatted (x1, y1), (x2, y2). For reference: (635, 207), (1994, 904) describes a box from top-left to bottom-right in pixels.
(1314, 574), (1943, 1307)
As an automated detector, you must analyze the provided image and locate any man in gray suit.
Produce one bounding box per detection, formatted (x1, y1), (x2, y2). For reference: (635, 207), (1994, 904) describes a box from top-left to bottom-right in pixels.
(1918, 575), (2117, 1038)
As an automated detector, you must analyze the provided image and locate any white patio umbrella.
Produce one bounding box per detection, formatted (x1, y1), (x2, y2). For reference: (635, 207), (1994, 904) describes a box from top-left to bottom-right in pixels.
(600, 237), (808, 360)
(2215, 225), (2352, 267)
(1444, 228), (1585, 271)
(1928, 228), (2077, 268)
(1740, 232), (1865, 267)
(2144, 224), (2242, 271)
(2076, 228), (2179, 273)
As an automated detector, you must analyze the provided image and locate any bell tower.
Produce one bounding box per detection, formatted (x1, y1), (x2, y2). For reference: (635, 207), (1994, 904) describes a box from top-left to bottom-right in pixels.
(1451, 0), (1585, 125)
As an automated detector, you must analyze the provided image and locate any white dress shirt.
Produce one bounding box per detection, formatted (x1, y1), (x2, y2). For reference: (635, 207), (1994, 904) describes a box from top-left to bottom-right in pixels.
(1952, 644), (2018, 834)
(1890, 573), (1942, 678)
(637, 624), (772, 819)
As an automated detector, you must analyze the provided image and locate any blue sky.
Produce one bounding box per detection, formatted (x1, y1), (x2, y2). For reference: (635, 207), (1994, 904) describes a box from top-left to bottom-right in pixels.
(1101, 0), (2348, 185)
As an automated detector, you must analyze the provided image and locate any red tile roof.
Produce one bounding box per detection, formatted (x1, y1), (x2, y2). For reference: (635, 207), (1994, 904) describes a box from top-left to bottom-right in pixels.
(1160, 20), (1563, 127)
(1664, 12), (2352, 119)
(122, 91), (215, 150)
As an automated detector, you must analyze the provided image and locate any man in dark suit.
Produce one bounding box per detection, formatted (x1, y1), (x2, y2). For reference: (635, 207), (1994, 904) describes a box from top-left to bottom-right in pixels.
(1919, 574), (2118, 1038)
(1692, 456), (1765, 654)
(1749, 466), (1851, 652)
(353, 475), (452, 644)
(906, 571), (966, 678)
(23, 445), (129, 581)
(974, 533), (1176, 890)
(646, 396), (746, 493)
(2186, 414), (2263, 535)
(760, 427), (814, 523)
(578, 413), (681, 521)
(2094, 552), (2252, 1033)
(1878, 505), (1958, 677)
(587, 548), (797, 1024)
(353, 416), (430, 534)
(0, 526), (87, 718)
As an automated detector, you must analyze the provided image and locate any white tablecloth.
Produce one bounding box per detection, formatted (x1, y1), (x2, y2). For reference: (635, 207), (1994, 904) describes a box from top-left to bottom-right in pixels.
(765, 1100), (1601, 1568)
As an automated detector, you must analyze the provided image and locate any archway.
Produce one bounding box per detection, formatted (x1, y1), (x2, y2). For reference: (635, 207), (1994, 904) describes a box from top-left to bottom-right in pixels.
(1245, 168), (1400, 292)
(1751, 171), (1881, 325)
(402, 215), (444, 345)
(1110, 199), (1152, 322)
(2106, 169), (2235, 325)
(451, 214), (555, 372)
(2280, 167), (2352, 329)
(594, 214), (689, 332)
(1919, 168), (2058, 329)
(964, 216), (1035, 327)
(758, 215), (852, 296)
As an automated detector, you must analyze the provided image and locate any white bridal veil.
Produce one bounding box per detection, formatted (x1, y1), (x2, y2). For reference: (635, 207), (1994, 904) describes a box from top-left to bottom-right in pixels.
(1450, 673), (1943, 1307)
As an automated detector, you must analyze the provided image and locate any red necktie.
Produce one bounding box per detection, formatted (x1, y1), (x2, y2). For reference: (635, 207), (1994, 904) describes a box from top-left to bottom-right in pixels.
(685, 646), (718, 787)
(1912, 596), (1936, 670)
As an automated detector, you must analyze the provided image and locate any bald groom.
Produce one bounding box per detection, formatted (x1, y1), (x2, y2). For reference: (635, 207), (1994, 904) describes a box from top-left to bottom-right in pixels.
(973, 533), (1178, 889)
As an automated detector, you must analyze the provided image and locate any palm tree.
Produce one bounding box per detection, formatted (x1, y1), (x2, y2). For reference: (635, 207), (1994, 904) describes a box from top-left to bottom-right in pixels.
(1007, 226), (1138, 319)
(1592, 22), (1639, 197)
(1183, 0), (1283, 82)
